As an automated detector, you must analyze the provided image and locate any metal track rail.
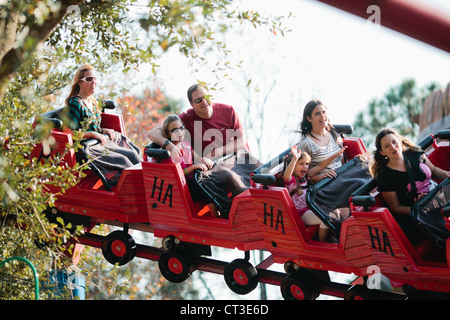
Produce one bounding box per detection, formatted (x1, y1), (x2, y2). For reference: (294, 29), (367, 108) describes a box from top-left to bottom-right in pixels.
(77, 232), (406, 300)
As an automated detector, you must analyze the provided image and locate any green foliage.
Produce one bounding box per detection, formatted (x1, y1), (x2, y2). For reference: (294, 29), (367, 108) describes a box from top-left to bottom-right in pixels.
(139, 0), (289, 58)
(352, 79), (439, 149)
(48, 0), (148, 72)
(0, 70), (88, 299)
(0, 0), (289, 300)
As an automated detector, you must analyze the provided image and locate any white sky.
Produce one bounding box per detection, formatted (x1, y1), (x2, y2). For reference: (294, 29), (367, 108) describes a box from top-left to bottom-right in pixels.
(147, 0), (450, 161)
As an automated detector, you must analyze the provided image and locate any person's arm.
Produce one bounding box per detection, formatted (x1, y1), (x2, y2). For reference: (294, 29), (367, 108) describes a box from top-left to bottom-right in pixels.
(101, 128), (115, 140)
(65, 99), (108, 145)
(283, 146), (301, 184)
(192, 147), (213, 169)
(283, 158), (297, 184)
(82, 131), (108, 145)
(425, 156), (450, 180)
(146, 125), (166, 146)
(309, 146), (347, 176)
(381, 191), (411, 215)
(147, 125), (182, 159)
(184, 163), (208, 175)
(308, 146), (348, 182)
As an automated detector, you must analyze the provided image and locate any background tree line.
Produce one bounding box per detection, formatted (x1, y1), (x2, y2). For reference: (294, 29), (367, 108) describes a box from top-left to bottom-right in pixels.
(352, 78), (439, 149)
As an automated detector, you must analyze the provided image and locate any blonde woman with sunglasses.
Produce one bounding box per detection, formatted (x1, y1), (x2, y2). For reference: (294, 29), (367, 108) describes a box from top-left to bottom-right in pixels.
(63, 63), (142, 186)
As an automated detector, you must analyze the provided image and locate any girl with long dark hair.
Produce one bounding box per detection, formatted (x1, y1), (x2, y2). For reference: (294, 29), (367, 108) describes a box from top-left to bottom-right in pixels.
(297, 100), (347, 183)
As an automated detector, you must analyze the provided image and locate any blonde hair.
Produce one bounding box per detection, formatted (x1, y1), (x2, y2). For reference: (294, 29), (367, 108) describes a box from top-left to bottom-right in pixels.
(65, 63), (98, 106)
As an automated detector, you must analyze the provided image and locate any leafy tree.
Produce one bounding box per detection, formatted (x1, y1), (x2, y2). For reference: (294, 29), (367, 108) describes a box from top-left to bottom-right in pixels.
(352, 79), (439, 149)
(0, 0), (287, 299)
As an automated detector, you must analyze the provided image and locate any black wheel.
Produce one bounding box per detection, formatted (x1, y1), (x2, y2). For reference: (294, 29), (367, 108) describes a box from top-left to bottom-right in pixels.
(158, 249), (192, 283)
(344, 285), (373, 300)
(223, 259), (258, 295)
(280, 274), (318, 300)
(101, 230), (136, 266)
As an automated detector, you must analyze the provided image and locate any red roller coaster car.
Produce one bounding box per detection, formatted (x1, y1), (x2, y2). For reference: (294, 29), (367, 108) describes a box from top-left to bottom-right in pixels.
(251, 129), (450, 300)
(21, 104), (450, 299)
(2, 0), (449, 301)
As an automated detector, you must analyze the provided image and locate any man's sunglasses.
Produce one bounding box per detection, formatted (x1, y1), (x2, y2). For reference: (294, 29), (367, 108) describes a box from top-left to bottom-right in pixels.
(80, 76), (96, 82)
(193, 96), (209, 104)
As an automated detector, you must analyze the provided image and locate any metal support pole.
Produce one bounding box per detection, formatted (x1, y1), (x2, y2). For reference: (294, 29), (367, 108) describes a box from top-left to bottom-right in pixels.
(0, 256), (39, 300)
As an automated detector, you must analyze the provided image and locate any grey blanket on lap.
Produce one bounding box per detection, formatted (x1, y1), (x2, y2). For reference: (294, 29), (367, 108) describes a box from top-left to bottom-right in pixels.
(85, 131), (142, 185)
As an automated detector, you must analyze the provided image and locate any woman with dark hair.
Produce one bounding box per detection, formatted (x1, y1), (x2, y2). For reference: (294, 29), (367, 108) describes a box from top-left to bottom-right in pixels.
(63, 63), (142, 186)
(371, 128), (449, 245)
(372, 128), (449, 213)
(296, 100), (372, 230)
(297, 100), (347, 183)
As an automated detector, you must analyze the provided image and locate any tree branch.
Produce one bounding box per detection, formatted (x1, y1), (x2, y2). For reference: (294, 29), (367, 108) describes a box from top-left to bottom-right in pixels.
(0, 0), (84, 99)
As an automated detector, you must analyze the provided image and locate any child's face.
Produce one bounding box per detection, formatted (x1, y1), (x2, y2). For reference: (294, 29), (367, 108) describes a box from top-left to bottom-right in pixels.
(167, 120), (185, 142)
(293, 157), (309, 178)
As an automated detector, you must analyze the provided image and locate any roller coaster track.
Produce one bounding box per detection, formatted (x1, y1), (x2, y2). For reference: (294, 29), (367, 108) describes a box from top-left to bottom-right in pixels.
(77, 232), (405, 300)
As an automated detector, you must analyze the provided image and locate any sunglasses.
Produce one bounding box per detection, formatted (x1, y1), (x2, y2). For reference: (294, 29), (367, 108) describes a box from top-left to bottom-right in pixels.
(168, 126), (185, 133)
(193, 96), (208, 104)
(80, 76), (96, 82)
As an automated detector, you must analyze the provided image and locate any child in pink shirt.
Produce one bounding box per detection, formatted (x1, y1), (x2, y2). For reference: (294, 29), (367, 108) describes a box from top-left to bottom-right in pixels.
(161, 114), (208, 175)
(162, 114), (222, 217)
(281, 145), (329, 241)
